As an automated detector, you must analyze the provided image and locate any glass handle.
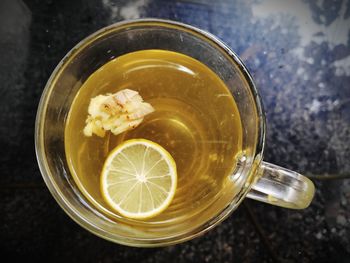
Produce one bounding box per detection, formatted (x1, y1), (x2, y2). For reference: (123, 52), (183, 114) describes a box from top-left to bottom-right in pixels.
(246, 162), (315, 209)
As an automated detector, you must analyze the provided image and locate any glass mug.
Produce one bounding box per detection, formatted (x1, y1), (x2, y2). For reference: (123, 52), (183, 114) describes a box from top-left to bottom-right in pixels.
(35, 19), (315, 247)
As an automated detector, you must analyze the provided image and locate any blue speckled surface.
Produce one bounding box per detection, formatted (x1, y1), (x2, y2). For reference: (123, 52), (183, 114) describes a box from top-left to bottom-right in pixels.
(1, 0), (349, 262)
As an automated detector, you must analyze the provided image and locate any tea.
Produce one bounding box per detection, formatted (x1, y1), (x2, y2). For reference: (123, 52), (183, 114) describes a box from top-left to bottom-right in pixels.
(65, 49), (243, 222)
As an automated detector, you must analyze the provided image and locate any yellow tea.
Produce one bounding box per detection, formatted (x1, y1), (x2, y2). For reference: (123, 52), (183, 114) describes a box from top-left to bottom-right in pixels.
(65, 50), (243, 222)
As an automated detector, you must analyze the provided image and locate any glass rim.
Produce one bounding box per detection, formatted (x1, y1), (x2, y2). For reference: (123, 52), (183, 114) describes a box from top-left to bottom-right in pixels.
(35, 18), (266, 247)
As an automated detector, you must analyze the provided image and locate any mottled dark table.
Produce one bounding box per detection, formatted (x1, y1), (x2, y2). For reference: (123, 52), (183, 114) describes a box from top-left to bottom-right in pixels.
(1, 0), (350, 262)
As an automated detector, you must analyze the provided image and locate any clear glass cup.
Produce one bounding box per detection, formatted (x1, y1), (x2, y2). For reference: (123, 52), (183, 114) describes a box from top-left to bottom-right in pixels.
(35, 19), (315, 247)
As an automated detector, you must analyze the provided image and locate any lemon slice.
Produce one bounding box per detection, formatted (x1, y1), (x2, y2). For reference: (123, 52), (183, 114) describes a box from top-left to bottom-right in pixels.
(101, 139), (177, 219)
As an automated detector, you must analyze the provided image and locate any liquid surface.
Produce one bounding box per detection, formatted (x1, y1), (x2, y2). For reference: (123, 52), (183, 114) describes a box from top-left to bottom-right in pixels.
(65, 50), (243, 223)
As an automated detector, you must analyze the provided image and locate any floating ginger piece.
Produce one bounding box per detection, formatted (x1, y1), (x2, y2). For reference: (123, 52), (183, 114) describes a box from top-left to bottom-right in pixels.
(83, 89), (154, 137)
